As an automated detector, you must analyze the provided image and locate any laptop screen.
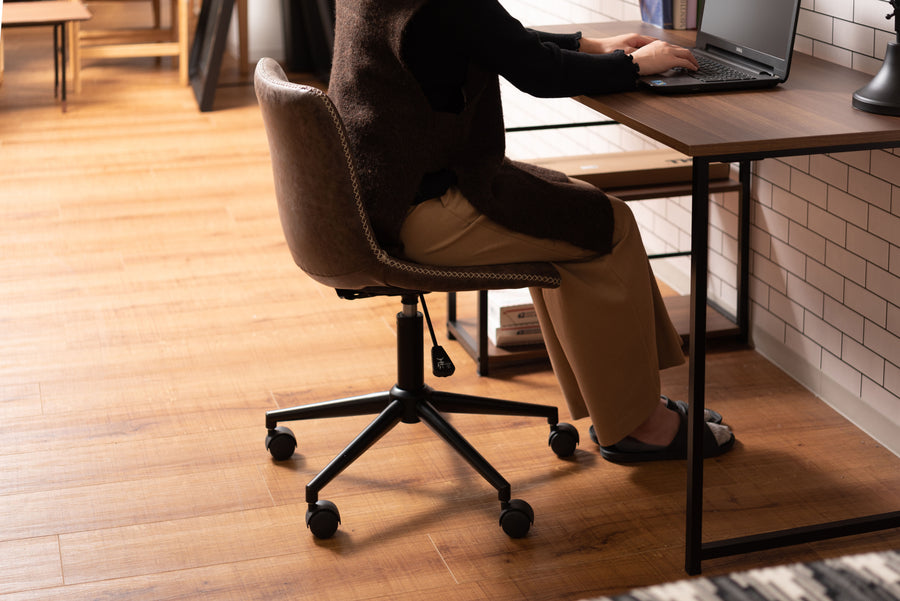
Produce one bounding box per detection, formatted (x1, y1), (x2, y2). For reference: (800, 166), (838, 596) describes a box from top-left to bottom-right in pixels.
(699, 0), (801, 70)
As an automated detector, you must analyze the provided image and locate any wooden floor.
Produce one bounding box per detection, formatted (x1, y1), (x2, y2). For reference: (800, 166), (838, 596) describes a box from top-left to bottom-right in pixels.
(2, 21), (899, 601)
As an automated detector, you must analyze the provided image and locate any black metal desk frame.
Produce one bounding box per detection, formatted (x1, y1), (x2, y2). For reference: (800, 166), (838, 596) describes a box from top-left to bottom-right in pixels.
(541, 20), (900, 575)
(686, 151), (900, 574)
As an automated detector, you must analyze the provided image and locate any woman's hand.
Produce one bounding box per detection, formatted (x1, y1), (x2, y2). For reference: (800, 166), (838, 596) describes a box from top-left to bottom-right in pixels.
(629, 40), (699, 75)
(579, 33), (698, 76)
(579, 33), (657, 55)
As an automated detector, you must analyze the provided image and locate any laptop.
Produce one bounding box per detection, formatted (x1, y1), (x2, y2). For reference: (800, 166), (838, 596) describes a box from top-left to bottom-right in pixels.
(638, 0), (801, 94)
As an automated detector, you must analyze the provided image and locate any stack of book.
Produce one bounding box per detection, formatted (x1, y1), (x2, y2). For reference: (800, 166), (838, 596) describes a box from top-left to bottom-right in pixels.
(640, 0), (704, 30)
(487, 289), (543, 348)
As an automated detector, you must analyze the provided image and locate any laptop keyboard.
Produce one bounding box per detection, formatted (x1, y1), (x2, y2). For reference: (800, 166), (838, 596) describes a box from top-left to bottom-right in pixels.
(690, 55), (756, 82)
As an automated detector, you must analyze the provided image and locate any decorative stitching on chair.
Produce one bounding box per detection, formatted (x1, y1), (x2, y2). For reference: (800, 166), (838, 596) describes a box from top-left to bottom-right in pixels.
(260, 68), (560, 288)
(315, 87), (560, 287)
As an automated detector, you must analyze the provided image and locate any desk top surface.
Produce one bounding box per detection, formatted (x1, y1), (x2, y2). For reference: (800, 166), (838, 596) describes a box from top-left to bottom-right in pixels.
(555, 21), (900, 158)
(2, 1), (92, 26)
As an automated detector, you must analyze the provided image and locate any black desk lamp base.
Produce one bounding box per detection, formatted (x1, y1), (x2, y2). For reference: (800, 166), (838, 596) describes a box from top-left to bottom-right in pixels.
(853, 41), (900, 115)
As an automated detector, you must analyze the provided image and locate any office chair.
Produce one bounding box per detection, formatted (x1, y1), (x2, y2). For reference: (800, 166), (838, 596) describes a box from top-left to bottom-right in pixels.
(254, 58), (579, 539)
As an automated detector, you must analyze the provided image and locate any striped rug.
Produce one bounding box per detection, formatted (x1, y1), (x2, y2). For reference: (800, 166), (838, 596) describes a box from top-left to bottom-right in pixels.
(583, 549), (900, 601)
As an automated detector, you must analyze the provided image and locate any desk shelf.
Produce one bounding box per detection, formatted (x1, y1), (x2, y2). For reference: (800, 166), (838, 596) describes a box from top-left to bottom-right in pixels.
(446, 290), (740, 376)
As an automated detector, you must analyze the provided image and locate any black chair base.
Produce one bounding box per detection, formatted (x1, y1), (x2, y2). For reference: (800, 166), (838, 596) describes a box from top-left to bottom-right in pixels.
(265, 295), (579, 539)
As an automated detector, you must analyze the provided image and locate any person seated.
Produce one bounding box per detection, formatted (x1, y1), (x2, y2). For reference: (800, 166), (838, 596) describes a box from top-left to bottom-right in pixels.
(327, 0), (733, 462)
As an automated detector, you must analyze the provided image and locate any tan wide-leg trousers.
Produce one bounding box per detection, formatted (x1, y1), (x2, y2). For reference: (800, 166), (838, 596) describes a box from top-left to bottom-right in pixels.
(399, 187), (685, 446)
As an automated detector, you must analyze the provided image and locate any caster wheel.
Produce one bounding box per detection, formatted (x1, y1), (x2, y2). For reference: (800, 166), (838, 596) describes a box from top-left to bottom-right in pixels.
(548, 423), (579, 457)
(306, 500), (341, 539)
(265, 426), (297, 461)
(499, 499), (533, 538)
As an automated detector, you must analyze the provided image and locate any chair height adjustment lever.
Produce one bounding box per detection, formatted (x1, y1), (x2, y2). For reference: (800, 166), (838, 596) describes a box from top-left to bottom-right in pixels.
(419, 294), (455, 377)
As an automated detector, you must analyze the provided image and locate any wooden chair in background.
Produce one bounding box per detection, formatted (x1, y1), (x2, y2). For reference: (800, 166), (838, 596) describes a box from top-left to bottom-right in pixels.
(69, 0), (192, 91)
(69, 0), (248, 92)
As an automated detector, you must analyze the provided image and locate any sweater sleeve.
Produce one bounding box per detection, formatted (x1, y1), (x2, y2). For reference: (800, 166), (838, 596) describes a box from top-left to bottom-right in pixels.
(529, 29), (582, 51)
(455, 0), (639, 97)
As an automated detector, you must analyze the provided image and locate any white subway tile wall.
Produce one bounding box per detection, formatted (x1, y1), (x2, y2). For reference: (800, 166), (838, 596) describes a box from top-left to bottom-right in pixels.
(499, 0), (900, 449)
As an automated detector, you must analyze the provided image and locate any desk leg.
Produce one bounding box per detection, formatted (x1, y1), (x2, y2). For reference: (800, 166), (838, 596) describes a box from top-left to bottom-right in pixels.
(238, 0), (249, 76)
(178, 0), (190, 86)
(685, 158), (710, 575)
(736, 161), (752, 343)
(477, 291), (490, 376)
(52, 23), (69, 112)
(444, 291), (492, 377)
(683, 161), (900, 571)
(71, 21), (82, 95)
(53, 25), (60, 99)
(60, 23), (68, 112)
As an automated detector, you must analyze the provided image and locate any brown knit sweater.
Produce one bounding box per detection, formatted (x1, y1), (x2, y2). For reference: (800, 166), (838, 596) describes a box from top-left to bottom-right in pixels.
(328, 0), (636, 257)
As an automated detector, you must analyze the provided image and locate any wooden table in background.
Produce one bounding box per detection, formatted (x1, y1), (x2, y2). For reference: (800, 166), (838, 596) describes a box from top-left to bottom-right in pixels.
(1, 1), (92, 112)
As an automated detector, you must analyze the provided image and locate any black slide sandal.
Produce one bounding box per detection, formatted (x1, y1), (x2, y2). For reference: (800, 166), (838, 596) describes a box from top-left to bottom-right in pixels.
(587, 396), (725, 446)
(664, 395), (723, 425)
(595, 408), (735, 464)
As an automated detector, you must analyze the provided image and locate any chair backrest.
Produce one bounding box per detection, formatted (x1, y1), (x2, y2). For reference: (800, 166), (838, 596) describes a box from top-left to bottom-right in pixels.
(253, 58), (560, 293)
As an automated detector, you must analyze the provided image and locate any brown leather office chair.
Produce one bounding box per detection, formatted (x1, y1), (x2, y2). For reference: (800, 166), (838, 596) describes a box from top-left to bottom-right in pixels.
(254, 58), (579, 539)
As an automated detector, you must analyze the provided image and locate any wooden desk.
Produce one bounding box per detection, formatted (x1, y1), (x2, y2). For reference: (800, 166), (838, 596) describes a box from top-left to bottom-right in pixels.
(564, 21), (900, 574)
(1, 1), (92, 112)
